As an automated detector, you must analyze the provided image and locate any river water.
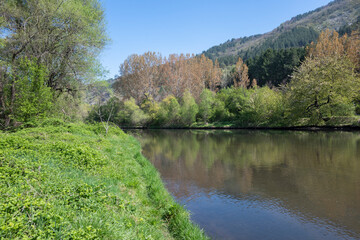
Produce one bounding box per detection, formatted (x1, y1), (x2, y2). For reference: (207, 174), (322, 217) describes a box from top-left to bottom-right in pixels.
(129, 130), (360, 240)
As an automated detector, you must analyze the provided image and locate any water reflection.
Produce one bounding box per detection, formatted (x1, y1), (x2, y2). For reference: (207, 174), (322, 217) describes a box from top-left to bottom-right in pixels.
(130, 130), (360, 240)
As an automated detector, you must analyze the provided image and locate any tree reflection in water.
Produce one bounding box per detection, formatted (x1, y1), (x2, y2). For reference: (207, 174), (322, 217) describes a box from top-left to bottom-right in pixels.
(130, 130), (360, 240)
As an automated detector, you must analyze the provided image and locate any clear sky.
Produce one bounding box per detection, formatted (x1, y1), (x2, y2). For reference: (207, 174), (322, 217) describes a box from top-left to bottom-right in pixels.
(99, 0), (332, 79)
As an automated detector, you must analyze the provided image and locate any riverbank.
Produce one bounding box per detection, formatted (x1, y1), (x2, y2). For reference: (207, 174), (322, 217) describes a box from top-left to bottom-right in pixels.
(120, 122), (360, 131)
(0, 120), (207, 239)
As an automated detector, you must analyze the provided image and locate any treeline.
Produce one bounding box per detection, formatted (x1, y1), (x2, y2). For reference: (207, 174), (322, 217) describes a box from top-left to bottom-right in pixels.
(204, 27), (319, 67)
(0, 0), (107, 129)
(89, 30), (360, 127)
(114, 53), (221, 103)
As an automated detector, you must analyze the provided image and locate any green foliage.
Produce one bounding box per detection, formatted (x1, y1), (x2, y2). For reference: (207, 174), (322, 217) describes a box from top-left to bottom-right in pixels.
(120, 98), (149, 126)
(198, 89), (215, 123)
(1, 58), (53, 126)
(140, 95), (160, 123)
(204, 27), (317, 68)
(247, 48), (306, 87)
(249, 87), (287, 126)
(216, 87), (252, 123)
(210, 97), (231, 122)
(180, 91), (199, 126)
(51, 92), (88, 122)
(14, 58), (53, 122)
(0, 121), (208, 239)
(287, 56), (360, 125)
(87, 97), (120, 123)
(157, 95), (181, 126)
(0, 0), (108, 129)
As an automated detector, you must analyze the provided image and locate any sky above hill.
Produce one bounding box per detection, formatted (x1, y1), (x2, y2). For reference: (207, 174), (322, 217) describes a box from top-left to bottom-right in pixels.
(100, 0), (332, 79)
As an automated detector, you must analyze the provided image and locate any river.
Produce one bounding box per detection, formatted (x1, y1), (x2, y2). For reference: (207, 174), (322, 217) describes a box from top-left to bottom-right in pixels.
(128, 129), (360, 240)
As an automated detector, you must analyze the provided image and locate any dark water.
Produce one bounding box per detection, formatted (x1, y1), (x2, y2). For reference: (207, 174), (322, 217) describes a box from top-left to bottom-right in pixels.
(129, 130), (360, 240)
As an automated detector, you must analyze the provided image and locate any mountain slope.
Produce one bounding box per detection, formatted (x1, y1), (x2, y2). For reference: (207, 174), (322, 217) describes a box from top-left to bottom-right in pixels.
(202, 0), (360, 66)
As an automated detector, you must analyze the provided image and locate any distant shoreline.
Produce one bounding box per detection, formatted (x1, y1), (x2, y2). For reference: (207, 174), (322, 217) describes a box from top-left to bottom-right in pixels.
(120, 125), (360, 131)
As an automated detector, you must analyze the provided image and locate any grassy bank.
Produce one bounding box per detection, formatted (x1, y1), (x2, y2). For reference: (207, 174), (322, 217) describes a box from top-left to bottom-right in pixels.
(0, 119), (207, 239)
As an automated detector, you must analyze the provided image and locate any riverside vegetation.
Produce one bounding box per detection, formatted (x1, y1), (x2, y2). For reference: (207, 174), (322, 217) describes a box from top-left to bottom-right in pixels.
(90, 30), (360, 128)
(0, 119), (207, 239)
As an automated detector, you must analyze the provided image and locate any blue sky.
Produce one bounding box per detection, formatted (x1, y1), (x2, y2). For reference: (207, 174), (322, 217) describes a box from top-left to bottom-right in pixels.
(99, 0), (332, 79)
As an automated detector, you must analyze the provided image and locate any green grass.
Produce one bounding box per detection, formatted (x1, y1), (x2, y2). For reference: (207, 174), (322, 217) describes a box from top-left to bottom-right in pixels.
(0, 119), (208, 239)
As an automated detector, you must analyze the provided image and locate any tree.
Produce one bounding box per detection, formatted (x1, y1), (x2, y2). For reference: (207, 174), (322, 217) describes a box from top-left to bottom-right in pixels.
(8, 58), (52, 125)
(140, 95), (160, 124)
(288, 56), (359, 125)
(249, 86), (285, 126)
(157, 95), (180, 126)
(121, 98), (149, 126)
(247, 48), (306, 87)
(116, 52), (163, 104)
(0, 0), (107, 128)
(180, 91), (198, 126)
(308, 29), (344, 60)
(292, 29), (360, 122)
(198, 89), (215, 123)
(233, 58), (250, 88)
(217, 87), (252, 122)
(86, 81), (116, 135)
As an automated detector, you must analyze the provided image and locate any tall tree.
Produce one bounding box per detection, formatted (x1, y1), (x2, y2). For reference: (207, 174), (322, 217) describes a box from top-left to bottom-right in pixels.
(288, 29), (360, 124)
(233, 58), (250, 88)
(288, 55), (359, 124)
(0, 0), (107, 127)
(116, 52), (163, 104)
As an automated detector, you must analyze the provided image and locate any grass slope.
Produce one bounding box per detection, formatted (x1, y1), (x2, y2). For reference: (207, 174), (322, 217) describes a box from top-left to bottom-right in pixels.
(0, 119), (207, 239)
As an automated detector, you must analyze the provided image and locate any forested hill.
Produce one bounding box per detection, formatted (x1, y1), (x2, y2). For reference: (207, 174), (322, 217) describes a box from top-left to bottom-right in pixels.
(202, 0), (360, 67)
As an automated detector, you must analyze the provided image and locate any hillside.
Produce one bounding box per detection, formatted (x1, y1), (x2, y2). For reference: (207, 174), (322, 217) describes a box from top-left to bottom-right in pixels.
(202, 0), (360, 66)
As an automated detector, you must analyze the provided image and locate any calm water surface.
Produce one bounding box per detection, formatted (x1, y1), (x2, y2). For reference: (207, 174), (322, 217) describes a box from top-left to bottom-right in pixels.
(129, 130), (360, 240)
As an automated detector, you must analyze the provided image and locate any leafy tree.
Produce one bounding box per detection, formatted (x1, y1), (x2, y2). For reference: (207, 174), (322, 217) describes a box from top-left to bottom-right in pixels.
(217, 87), (252, 122)
(210, 97), (230, 122)
(287, 56), (359, 125)
(120, 98), (149, 126)
(250, 87), (286, 126)
(12, 58), (52, 124)
(198, 89), (215, 123)
(157, 95), (180, 126)
(180, 91), (198, 126)
(0, 0), (107, 128)
(116, 52), (163, 104)
(140, 95), (160, 124)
